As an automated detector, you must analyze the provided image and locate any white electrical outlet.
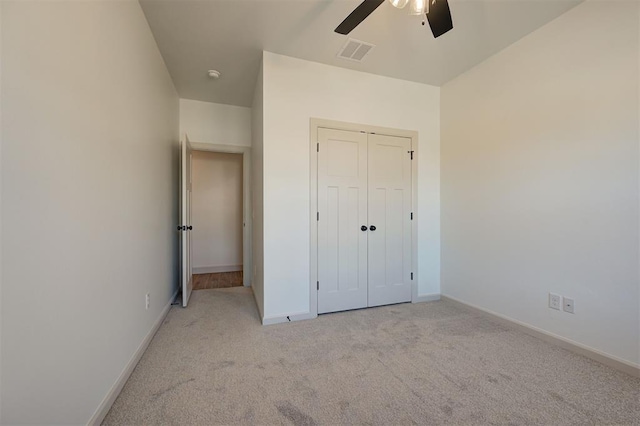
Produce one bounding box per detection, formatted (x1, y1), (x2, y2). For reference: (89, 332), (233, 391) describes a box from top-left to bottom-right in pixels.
(549, 293), (561, 310)
(563, 297), (574, 314)
(145, 293), (150, 310)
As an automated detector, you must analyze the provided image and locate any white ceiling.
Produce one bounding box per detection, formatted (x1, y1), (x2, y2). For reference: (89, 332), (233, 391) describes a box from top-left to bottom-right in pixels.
(140, 0), (581, 107)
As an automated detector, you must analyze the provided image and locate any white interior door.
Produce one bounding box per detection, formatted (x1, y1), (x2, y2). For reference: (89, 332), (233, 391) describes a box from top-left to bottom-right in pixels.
(181, 135), (193, 307)
(317, 128), (368, 314)
(367, 134), (412, 307)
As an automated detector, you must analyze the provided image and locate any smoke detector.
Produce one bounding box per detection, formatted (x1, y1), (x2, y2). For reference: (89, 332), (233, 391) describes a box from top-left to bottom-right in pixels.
(208, 70), (221, 79)
(337, 38), (375, 62)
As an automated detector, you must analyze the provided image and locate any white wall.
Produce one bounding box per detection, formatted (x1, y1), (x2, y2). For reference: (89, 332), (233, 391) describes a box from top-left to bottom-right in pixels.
(192, 151), (243, 272)
(1, 1), (179, 423)
(261, 52), (441, 319)
(251, 61), (265, 317)
(441, 0), (639, 366)
(0, 2), (3, 422)
(180, 98), (251, 147)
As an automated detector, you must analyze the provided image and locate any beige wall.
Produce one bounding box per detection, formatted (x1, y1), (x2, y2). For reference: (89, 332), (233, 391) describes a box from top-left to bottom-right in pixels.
(0, 1), (3, 421)
(192, 151), (243, 272)
(180, 98), (251, 147)
(441, 0), (639, 366)
(1, 1), (179, 423)
(251, 61), (265, 317)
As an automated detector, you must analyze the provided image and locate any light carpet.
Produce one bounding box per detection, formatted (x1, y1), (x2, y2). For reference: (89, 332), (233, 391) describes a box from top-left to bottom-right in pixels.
(103, 287), (639, 425)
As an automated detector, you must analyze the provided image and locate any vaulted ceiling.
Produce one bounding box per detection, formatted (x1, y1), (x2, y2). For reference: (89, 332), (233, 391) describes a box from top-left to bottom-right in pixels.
(140, 0), (582, 107)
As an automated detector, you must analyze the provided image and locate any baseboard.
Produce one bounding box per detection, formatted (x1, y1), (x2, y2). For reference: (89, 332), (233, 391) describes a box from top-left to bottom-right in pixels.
(87, 289), (179, 425)
(263, 295), (441, 325)
(441, 294), (640, 378)
(193, 265), (242, 274)
(413, 293), (441, 303)
(262, 311), (317, 325)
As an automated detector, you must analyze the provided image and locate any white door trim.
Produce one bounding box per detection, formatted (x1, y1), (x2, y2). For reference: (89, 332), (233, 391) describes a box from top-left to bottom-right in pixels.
(181, 135), (194, 307)
(309, 119), (419, 317)
(189, 141), (252, 287)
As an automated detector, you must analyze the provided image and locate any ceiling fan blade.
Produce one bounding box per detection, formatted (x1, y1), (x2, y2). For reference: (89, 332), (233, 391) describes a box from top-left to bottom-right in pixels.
(335, 0), (385, 35)
(427, 0), (453, 38)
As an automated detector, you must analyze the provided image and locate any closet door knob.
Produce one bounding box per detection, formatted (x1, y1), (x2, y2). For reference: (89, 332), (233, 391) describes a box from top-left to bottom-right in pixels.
(370, 225), (377, 231)
(361, 225), (368, 231)
(187, 226), (193, 230)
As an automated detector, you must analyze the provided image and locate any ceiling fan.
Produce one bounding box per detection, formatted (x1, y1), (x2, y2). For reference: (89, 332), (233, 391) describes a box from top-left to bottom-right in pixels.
(335, 0), (453, 39)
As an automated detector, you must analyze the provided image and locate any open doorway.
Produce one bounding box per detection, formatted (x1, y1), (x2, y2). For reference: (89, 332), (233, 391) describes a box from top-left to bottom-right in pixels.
(191, 150), (243, 289)
(187, 142), (252, 293)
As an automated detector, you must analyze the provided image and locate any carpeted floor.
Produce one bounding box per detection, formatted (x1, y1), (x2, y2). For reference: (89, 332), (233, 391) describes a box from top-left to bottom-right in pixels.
(103, 287), (640, 425)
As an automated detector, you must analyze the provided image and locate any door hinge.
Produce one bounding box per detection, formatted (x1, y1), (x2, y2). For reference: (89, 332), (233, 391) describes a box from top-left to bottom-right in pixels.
(317, 212), (319, 221)
(317, 281), (319, 290)
(410, 212), (413, 220)
(408, 150), (414, 160)
(317, 143), (319, 152)
(411, 272), (414, 280)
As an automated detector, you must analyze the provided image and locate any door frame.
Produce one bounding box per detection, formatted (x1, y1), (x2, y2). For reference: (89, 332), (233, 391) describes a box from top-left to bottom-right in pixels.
(189, 141), (252, 287)
(309, 118), (419, 317)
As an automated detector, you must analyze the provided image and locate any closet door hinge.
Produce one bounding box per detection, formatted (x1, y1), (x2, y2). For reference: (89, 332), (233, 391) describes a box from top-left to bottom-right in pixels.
(411, 272), (414, 280)
(317, 281), (319, 290)
(317, 143), (319, 152)
(408, 150), (414, 160)
(317, 212), (319, 221)
(410, 212), (413, 220)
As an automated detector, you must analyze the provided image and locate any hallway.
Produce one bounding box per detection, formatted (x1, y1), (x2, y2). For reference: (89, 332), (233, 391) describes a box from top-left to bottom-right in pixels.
(193, 272), (244, 290)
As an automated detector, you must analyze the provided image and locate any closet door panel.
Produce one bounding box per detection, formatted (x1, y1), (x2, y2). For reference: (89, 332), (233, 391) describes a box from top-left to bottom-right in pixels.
(317, 128), (368, 314)
(367, 134), (412, 307)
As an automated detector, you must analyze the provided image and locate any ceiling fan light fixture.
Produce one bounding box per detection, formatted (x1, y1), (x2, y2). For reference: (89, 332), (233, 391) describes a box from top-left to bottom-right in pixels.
(335, 0), (452, 38)
(388, 0), (409, 9)
(408, 0), (426, 15)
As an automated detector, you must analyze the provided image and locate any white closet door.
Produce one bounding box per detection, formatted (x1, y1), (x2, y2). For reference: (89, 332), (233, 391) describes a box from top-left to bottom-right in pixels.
(317, 128), (368, 314)
(367, 133), (412, 307)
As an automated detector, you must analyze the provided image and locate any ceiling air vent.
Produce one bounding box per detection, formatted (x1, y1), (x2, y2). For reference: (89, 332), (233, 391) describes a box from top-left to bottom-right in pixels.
(337, 38), (375, 62)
